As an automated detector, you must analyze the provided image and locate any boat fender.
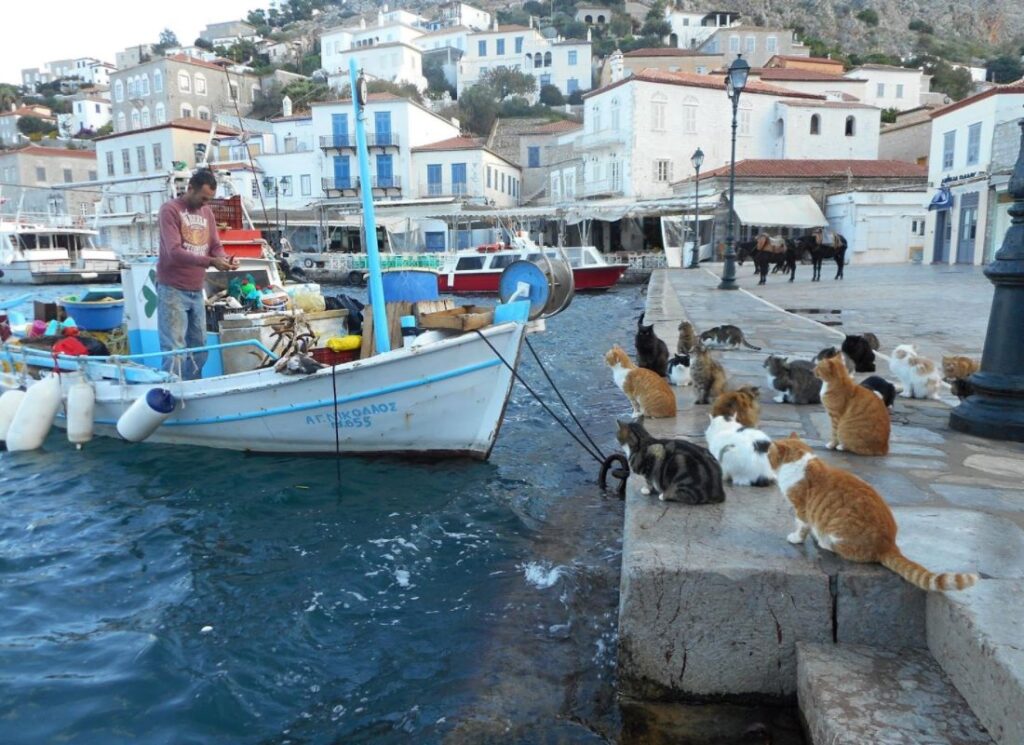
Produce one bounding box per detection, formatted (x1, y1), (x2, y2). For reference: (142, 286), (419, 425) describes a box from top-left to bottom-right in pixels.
(116, 388), (178, 443)
(0, 389), (27, 443)
(5, 375), (62, 452)
(66, 375), (96, 449)
(304, 258), (314, 269)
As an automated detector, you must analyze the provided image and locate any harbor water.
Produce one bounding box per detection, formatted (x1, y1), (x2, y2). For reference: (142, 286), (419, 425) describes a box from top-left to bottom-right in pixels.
(0, 284), (642, 744)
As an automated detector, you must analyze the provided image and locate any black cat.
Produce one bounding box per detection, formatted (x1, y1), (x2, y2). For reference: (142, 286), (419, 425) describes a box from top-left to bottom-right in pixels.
(635, 313), (669, 377)
(860, 375), (896, 408)
(842, 334), (876, 373)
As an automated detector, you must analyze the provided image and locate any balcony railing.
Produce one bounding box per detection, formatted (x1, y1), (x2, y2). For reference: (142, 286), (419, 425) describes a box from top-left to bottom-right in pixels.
(421, 182), (468, 198)
(581, 178), (624, 197)
(321, 176), (402, 194)
(319, 132), (401, 150)
(362, 175), (402, 190)
(319, 135), (354, 150)
(575, 129), (628, 151)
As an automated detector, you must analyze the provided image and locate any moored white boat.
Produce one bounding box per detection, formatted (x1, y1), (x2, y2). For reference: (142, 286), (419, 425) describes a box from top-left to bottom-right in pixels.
(0, 216), (121, 285)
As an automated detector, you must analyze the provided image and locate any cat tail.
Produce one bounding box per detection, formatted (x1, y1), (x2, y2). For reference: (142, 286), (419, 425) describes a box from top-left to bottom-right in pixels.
(740, 336), (761, 351)
(880, 550), (978, 591)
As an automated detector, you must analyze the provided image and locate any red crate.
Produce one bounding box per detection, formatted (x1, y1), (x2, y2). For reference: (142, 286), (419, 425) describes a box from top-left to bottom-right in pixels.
(209, 195), (243, 230)
(311, 347), (358, 365)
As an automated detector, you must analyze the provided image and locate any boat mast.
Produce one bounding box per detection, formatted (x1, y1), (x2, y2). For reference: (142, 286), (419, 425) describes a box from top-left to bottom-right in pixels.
(349, 59), (390, 354)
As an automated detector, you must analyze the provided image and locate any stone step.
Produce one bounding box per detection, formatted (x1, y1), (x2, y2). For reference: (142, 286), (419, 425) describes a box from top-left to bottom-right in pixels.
(928, 581), (1024, 745)
(797, 642), (993, 745)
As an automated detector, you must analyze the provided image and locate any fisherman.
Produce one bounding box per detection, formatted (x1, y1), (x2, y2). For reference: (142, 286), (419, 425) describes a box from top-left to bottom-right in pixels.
(156, 169), (237, 379)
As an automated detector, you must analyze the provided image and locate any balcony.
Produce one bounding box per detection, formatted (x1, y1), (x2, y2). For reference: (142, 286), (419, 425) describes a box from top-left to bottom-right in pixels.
(575, 129), (629, 152)
(321, 176), (403, 197)
(319, 132), (401, 152)
(581, 178), (624, 198)
(361, 175), (402, 194)
(421, 181), (469, 198)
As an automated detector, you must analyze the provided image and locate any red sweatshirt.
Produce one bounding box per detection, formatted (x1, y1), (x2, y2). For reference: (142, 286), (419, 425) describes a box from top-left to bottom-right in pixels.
(156, 196), (225, 291)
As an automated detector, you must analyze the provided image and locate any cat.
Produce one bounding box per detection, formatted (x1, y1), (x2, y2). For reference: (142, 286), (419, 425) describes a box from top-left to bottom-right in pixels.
(763, 355), (821, 404)
(841, 334), (876, 373)
(859, 375), (896, 409)
(711, 386), (761, 427)
(635, 313), (670, 377)
(768, 433), (977, 591)
(677, 320), (697, 355)
(861, 332), (881, 351)
(690, 340), (728, 405)
(699, 324), (761, 350)
(814, 346), (855, 374)
(950, 377), (975, 402)
(704, 415), (775, 487)
(941, 355), (980, 382)
(667, 353), (692, 387)
(617, 418), (725, 504)
(605, 345), (677, 418)
(890, 344), (943, 400)
(815, 354), (890, 456)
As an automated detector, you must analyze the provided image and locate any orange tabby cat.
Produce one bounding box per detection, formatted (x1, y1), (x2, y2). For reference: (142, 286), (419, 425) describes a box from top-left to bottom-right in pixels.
(815, 355), (890, 456)
(711, 386), (761, 427)
(769, 434), (977, 591)
(605, 345), (677, 418)
(941, 355), (980, 382)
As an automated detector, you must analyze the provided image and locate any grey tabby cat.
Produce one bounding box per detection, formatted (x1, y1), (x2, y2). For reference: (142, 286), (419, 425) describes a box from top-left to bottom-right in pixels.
(763, 355), (822, 404)
(677, 320), (698, 354)
(690, 339), (728, 405)
(814, 346), (855, 374)
(616, 419), (725, 504)
(699, 324), (761, 350)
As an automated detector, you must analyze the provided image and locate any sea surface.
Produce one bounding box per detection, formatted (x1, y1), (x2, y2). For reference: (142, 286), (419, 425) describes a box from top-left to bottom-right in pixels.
(0, 283), (643, 744)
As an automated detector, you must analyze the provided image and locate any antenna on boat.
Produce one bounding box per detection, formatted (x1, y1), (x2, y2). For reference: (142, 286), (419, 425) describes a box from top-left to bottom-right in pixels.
(350, 60), (390, 354)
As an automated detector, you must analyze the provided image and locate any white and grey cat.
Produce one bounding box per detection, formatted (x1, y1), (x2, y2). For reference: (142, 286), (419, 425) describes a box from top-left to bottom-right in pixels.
(704, 415), (775, 487)
(763, 355), (821, 404)
(890, 344), (943, 400)
(667, 353), (692, 387)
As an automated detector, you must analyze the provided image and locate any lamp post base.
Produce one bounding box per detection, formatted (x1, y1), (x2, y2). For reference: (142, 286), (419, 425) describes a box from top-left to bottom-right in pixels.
(717, 278), (739, 290)
(949, 386), (1024, 442)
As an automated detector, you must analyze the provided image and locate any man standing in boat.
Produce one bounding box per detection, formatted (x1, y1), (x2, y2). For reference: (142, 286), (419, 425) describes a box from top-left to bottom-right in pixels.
(157, 169), (237, 379)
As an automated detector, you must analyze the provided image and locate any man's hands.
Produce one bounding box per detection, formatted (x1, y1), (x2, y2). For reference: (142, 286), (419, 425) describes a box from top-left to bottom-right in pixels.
(211, 256), (239, 272)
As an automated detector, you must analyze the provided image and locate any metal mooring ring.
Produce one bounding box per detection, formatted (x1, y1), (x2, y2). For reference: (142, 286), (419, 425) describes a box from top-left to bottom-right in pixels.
(599, 453), (630, 499)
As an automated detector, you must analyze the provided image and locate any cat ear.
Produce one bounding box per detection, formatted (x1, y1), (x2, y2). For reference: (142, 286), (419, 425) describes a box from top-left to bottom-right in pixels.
(789, 431), (799, 438)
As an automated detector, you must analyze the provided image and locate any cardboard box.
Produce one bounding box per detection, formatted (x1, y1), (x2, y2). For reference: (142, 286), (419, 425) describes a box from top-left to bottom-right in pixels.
(418, 305), (494, 331)
(34, 301), (66, 322)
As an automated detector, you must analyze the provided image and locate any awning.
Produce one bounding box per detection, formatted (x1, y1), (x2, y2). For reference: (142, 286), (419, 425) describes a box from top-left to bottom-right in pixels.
(730, 194), (828, 228)
(928, 187), (953, 211)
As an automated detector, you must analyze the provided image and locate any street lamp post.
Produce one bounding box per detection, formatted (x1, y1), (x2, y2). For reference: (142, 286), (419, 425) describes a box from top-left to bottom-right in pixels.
(689, 146), (704, 268)
(263, 176), (280, 252)
(718, 54), (749, 291)
(949, 114), (1024, 440)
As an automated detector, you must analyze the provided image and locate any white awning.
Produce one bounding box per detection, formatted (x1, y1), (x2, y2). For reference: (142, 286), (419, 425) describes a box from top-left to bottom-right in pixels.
(730, 194), (828, 228)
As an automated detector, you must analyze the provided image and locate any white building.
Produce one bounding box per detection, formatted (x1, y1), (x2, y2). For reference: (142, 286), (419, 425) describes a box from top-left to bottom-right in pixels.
(321, 11), (430, 92)
(21, 57), (116, 90)
(578, 69), (877, 200)
(435, 1), (491, 31)
(844, 64), (931, 112)
(459, 24), (592, 98)
(698, 26), (808, 67)
(665, 10), (740, 50)
(61, 96), (113, 136)
(752, 68), (868, 102)
(826, 191), (929, 264)
(411, 135), (520, 207)
(199, 20), (261, 48)
(0, 105), (55, 147)
(924, 82), (1024, 266)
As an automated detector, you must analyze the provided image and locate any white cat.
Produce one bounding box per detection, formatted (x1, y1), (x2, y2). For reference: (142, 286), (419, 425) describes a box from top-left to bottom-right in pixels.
(667, 354), (692, 387)
(704, 415), (776, 487)
(890, 344), (943, 400)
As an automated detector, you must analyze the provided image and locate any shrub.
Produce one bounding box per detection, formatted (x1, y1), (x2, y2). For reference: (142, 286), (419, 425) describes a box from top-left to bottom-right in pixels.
(539, 84), (564, 106)
(856, 9), (879, 26)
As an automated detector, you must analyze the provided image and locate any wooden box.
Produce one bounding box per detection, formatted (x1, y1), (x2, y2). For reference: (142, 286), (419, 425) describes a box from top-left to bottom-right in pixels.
(34, 301), (66, 322)
(417, 305), (494, 331)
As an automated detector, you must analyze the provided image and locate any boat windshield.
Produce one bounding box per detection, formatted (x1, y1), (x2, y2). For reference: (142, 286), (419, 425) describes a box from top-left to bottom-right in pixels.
(489, 253), (519, 269)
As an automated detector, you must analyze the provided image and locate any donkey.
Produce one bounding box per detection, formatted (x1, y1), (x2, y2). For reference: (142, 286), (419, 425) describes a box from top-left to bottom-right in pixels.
(738, 233), (797, 285)
(797, 228), (848, 281)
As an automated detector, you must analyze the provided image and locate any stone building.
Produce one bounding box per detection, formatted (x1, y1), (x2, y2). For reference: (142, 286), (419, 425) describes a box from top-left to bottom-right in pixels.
(0, 145), (99, 218)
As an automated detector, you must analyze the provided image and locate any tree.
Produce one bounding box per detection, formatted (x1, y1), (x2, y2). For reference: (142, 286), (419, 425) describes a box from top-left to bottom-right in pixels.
(194, 37), (214, 50)
(154, 28), (179, 54)
(456, 83), (501, 134)
(986, 55), (1023, 84)
(922, 58), (973, 101)
(17, 116), (56, 136)
(881, 107), (899, 124)
(567, 89), (586, 105)
(0, 84), (19, 112)
(855, 9), (879, 26)
(641, 0), (671, 38)
(424, 56), (456, 98)
(908, 19), (933, 34)
(481, 67), (536, 100)
(562, 20), (588, 39)
(539, 84), (564, 106)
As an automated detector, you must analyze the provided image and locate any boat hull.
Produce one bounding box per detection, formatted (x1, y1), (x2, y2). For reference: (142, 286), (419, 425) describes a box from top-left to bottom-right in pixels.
(33, 322), (525, 458)
(0, 262), (121, 285)
(438, 265), (627, 294)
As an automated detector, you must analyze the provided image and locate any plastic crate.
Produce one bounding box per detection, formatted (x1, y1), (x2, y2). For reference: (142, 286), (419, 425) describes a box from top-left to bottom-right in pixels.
(311, 347), (358, 365)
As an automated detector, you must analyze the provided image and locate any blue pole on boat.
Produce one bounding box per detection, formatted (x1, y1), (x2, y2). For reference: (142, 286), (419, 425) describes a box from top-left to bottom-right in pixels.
(349, 59), (390, 354)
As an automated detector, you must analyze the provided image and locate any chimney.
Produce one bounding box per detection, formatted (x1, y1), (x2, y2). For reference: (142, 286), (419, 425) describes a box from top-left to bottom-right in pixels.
(282, 95), (293, 117)
(609, 49), (624, 83)
(529, 16), (534, 29)
(378, 9), (384, 26)
(493, 16), (499, 32)
(587, 27), (592, 42)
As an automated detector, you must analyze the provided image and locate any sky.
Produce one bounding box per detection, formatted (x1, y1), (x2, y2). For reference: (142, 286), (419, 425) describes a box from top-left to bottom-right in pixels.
(0, 0), (265, 85)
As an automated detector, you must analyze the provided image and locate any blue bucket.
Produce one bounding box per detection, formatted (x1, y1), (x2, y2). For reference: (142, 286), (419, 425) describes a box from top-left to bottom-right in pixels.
(381, 269), (440, 303)
(60, 298), (125, 331)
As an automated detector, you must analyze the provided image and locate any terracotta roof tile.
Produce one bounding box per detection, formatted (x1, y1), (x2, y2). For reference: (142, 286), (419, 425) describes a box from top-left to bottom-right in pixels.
(94, 117), (240, 141)
(165, 54), (238, 72)
(411, 135), (485, 151)
(0, 107), (55, 119)
(779, 99), (878, 109)
(931, 79), (1024, 118)
(675, 159), (927, 183)
(525, 119), (583, 134)
(623, 47), (720, 58)
(2, 145), (97, 160)
(757, 68), (855, 82)
(587, 68), (825, 100)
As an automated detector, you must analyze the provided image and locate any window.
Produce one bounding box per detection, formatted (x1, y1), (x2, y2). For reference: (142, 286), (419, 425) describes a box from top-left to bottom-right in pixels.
(62, 167), (72, 183)
(544, 51), (552, 67)
(155, 102), (165, 123)
(141, 107), (151, 127)
(125, 195), (132, 212)
(153, 143), (163, 170)
(251, 179), (259, 198)
(896, 83), (904, 99)
(497, 39), (505, 55)
(127, 78), (136, 98)
(766, 36), (777, 54)
(739, 104), (751, 136)
(729, 35), (740, 53)
(551, 172), (561, 201)
(567, 78), (579, 94)
(229, 82), (238, 101)
(528, 146), (540, 168)
(683, 96), (697, 134)
(744, 36), (756, 54)
(281, 177), (293, 196)
(480, 66), (488, 76)
(195, 74), (207, 95)
(141, 74), (150, 96)
(106, 151), (115, 177)
(810, 113), (820, 135)
(131, 110), (140, 129)
(154, 69), (163, 92)
(197, 106), (210, 121)
(486, 166), (492, 188)
(568, 50), (578, 65)
(121, 149), (131, 174)
(452, 162), (467, 194)
(94, 103), (101, 114)
(137, 145), (147, 172)
(539, 73), (551, 87)
(593, 104), (601, 131)
(534, 52), (542, 68)
(876, 82), (885, 98)
(428, 163), (443, 195)
(967, 122), (981, 165)
(610, 98), (620, 129)
(654, 159), (672, 182)
(845, 115), (855, 137)
(88, 170), (96, 181)
(178, 72), (191, 92)
(478, 40), (487, 56)
(181, 104), (193, 118)
(943, 130), (955, 170)
(501, 172), (506, 192)
(515, 36), (523, 53)
(301, 174), (311, 196)
(651, 93), (667, 131)
(114, 79), (124, 102)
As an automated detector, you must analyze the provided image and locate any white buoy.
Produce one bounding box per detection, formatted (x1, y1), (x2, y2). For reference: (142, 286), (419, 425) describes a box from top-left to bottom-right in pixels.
(6, 375), (62, 452)
(116, 388), (178, 443)
(66, 375), (96, 449)
(0, 389), (27, 442)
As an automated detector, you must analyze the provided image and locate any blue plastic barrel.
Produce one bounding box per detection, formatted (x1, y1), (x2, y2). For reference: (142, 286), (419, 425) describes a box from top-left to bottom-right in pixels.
(380, 269), (440, 303)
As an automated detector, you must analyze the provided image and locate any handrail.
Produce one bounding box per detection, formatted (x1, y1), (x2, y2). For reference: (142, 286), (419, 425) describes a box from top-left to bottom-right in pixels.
(4, 338), (280, 366)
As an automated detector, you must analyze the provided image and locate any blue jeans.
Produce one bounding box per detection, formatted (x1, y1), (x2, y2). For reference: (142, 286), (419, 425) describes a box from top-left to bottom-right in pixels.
(157, 284), (207, 380)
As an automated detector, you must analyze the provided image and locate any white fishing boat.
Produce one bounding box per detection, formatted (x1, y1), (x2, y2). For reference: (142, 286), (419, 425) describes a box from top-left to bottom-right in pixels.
(0, 64), (561, 460)
(0, 215), (121, 285)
